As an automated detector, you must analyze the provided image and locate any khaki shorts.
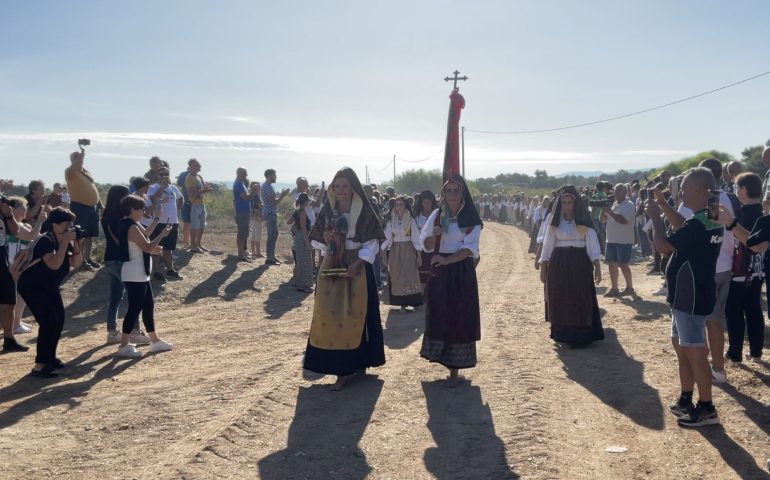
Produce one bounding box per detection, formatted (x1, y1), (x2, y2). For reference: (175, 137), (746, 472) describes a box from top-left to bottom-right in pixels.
(250, 219), (263, 241)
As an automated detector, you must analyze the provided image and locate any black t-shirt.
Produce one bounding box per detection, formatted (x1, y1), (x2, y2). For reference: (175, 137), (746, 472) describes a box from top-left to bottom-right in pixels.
(21, 234), (73, 290)
(732, 203), (764, 279)
(101, 216), (122, 262)
(746, 212), (770, 248)
(0, 216), (9, 270)
(665, 209), (723, 315)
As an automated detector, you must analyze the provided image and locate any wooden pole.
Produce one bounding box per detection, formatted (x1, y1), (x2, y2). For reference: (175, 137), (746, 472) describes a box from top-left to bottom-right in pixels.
(461, 125), (466, 177)
(393, 154), (396, 192)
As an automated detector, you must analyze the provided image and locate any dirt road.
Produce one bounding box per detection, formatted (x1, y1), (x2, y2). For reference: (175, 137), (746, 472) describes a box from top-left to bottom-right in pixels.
(1, 222), (768, 479)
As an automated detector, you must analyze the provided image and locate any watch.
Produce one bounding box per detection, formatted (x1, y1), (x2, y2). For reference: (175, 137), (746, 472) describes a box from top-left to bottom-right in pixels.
(726, 219), (739, 231)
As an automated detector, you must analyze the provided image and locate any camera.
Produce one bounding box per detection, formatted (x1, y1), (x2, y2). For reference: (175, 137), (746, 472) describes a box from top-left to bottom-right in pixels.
(588, 197), (613, 208)
(78, 138), (91, 147)
(71, 225), (87, 239)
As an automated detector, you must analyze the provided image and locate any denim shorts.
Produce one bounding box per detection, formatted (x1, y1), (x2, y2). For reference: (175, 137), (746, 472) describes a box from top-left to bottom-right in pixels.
(671, 309), (707, 347)
(605, 242), (632, 265)
(190, 204), (206, 230)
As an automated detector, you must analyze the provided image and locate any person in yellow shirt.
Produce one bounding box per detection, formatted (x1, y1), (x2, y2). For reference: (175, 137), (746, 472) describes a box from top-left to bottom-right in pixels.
(64, 150), (103, 270)
(184, 159), (212, 252)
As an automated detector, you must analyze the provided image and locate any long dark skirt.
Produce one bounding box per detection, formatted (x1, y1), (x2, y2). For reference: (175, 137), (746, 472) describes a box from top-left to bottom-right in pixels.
(421, 255), (481, 369)
(528, 221), (542, 254)
(483, 205), (492, 220)
(546, 247), (603, 344)
(498, 207), (508, 224)
(419, 251), (432, 285)
(303, 263), (386, 375)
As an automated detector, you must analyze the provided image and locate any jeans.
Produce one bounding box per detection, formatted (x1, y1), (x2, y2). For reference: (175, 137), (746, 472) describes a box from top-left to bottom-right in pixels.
(265, 213), (278, 260)
(592, 219), (606, 254)
(104, 260), (125, 331)
(636, 222), (652, 257)
(726, 278), (765, 359)
(123, 282), (156, 334)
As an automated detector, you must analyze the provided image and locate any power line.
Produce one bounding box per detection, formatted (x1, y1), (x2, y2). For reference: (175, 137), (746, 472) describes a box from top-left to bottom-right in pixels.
(370, 157), (394, 172)
(397, 148), (445, 164)
(466, 69), (770, 135)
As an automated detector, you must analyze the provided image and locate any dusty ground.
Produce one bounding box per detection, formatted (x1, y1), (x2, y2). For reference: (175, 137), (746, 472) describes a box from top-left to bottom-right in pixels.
(1, 222), (769, 479)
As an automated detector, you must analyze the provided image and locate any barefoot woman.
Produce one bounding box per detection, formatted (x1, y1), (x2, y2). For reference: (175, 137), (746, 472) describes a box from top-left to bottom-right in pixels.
(303, 168), (386, 390)
(419, 175), (483, 386)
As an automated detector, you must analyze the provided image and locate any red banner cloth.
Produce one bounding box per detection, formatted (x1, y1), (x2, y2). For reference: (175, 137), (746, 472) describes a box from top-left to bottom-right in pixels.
(442, 90), (465, 182)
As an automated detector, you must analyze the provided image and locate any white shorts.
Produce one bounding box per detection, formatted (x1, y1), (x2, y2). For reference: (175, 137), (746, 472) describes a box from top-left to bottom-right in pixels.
(250, 220), (263, 241)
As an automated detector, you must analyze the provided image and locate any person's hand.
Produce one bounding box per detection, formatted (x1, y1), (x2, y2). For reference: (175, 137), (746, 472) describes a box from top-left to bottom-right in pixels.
(151, 245), (163, 256)
(715, 205), (733, 226)
(539, 265), (547, 284)
(416, 253), (422, 268)
(345, 259), (363, 278)
(594, 267), (602, 284)
(159, 225), (173, 238)
(652, 188), (666, 205)
(61, 229), (77, 244)
(283, 188), (291, 195)
(37, 208), (48, 224)
(644, 198), (662, 218)
(431, 255), (448, 267)
(323, 229), (333, 243)
(432, 226), (442, 237)
(40, 194), (49, 206)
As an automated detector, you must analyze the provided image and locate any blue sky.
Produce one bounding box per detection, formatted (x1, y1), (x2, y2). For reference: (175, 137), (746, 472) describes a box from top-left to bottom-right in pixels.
(1, 0), (768, 186)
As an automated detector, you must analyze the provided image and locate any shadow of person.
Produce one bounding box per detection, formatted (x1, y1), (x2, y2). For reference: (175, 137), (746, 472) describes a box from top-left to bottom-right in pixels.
(422, 380), (518, 479)
(222, 264), (268, 301)
(383, 309), (423, 350)
(263, 283), (312, 320)
(183, 257), (240, 304)
(695, 425), (770, 479)
(555, 328), (664, 430)
(257, 376), (384, 480)
(0, 345), (142, 429)
(617, 296), (666, 321)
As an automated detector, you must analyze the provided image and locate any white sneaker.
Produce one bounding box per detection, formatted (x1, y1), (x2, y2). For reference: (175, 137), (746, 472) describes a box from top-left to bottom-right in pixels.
(148, 339), (173, 353)
(129, 331), (151, 345)
(116, 344), (142, 358)
(107, 330), (121, 344)
(14, 323), (33, 334)
(711, 367), (727, 384)
(652, 286), (668, 296)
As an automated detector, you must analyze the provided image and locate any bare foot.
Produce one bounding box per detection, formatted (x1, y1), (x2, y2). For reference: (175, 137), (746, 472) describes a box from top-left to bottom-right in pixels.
(446, 375), (465, 388)
(331, 376), (347, 391)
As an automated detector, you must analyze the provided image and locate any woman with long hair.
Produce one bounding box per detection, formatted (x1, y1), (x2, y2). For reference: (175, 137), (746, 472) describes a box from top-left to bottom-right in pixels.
(292, 192), (314, 293)
(419, 174), (483, 386)
(539, 186), (604, 344)
(304, 168), (386, 390)
(382, 195), (423, 311)
(17, 207), (83, 377)
(414, 190), (438, 288)
(115, 195), (173, 358)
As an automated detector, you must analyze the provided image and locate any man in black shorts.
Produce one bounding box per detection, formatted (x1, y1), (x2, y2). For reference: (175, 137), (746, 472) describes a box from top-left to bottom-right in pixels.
(0, 200), (29, 352)
(146, 167), (184, 281)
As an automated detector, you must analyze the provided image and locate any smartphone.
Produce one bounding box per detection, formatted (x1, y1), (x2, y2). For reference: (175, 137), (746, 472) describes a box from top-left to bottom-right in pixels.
(707, 190), (720, 220)
(670, 177), (680, 200)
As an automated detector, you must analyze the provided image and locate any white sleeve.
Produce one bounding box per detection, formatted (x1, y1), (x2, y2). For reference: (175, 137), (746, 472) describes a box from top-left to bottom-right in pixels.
(537, 213), (552, 243)
(461, 225), (481, 259)
(585, 228), (601, 262)
(539, 225), (555, 263)
(358, 239), (378, 264)
(410, 219), (423, 251)
(311, 239), (327, 254)
(419, 208), (441, 253)
(143, 193), (152, 207)
(381, 222), (393, 251)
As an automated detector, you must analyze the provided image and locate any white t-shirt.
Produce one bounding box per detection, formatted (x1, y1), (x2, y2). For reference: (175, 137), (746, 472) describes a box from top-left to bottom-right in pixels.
(677, 190), (734, 274)
(605, 199), (636, 245)
(146, 184), (182, 224)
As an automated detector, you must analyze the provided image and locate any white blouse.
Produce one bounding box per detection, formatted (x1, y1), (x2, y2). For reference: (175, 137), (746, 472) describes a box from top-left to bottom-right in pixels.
(381, 217), (422, 252)
(416, 213), (430, 230)
(539, 216), (601, 264)
(419, 208), (481, 259)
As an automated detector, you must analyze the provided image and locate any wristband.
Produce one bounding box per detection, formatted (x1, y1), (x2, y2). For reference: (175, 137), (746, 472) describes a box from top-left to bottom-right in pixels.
(726, 219), (739, 231)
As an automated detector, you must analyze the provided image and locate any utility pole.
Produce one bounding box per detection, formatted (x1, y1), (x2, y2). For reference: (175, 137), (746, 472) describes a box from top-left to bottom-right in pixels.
(392, 154), (396, 192)
(365, 165), (369, 185)
(461, 125), (466, 177)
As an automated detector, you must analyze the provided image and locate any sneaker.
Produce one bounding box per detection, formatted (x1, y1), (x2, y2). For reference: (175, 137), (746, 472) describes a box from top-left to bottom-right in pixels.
(2, 337), (29, 352)
(620, 288), (636, 297)
(745, 353), (761, 364)
(148, 338), (173, 353)
(107, 330), (122, 344)
(647, 268), (662, 275)
(116, 344), (142, 358)
(89, 260), (102, 268)
(677, 404), (719, 428)
(129, 331), (151, 345)
(198, 246), (211, 253)
(153, 272), (166, 282)
(30, 366), (59, 378)
(166, 270), (182, 279)
(668, 399), (694, 418)
(603, 289), (620, 298)
(711, 367), (727, 384)
(240, 255), (253, 263)
(652, 286), (668, 296)
(14, 323), (33, 334)
(80, 262), (96, 272)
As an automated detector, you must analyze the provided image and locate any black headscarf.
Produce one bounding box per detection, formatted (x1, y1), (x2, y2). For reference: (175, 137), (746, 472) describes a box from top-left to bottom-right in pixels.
(549, 185), (594, 229)
(413, 190), (438, 218)
(310, 167), (386, 244)
(440, 174), (483, 230)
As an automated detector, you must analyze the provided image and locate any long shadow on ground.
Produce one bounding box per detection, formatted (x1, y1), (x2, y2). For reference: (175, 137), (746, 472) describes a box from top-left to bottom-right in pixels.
(183, 257), (240, 304)
(256, 375), (384, 479)
(383, 308), (423, 350)
(422, 380), (518, 479)
(555, 327), (664, 430)
(263, 283), (312, 319)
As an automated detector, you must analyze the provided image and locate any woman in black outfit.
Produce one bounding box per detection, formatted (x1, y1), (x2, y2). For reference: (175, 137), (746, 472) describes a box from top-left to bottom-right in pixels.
(17, 207), (83, 378)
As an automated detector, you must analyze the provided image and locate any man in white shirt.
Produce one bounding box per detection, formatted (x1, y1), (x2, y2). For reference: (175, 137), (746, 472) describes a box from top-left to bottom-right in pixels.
(602, 184), (636, 296)
(146, 167), (184, 280)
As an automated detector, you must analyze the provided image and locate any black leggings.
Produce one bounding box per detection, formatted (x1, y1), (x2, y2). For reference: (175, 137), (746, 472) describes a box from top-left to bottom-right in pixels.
(726, 279), (765, 359)
(20, 286), (65, 365)
(122, 281), (155, 334)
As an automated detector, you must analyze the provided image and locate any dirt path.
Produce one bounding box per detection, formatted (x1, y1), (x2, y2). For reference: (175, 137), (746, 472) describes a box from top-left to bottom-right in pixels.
(1, 222), (768, 479)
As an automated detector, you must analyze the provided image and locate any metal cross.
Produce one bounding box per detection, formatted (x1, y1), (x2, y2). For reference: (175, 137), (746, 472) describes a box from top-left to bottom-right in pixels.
(444, 70), (468, 90)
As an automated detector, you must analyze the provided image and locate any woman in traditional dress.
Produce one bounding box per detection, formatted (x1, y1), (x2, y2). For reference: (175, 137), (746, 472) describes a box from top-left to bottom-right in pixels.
(292, 193), (315, 293)
(498, 194), (509, 224)
(304, 167), (386, 390)
(528, 196), (551, 254)
(482, 194), (492, 220)
(419, 174), (483, 387)
(381, 195), (423, 311)
(414, 190), (438, 288)
(539, 186), (604, 344)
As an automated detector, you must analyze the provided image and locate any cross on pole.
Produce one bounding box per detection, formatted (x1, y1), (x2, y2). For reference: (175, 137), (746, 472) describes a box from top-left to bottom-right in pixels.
(444, 70), (468, 90)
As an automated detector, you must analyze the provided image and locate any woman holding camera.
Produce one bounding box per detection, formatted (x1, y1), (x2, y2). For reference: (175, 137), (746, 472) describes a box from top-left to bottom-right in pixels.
(115, 195), (173, 358)
(16, 207), (83, 377)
